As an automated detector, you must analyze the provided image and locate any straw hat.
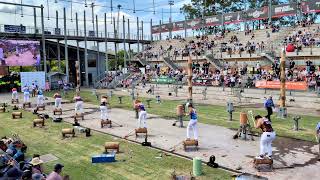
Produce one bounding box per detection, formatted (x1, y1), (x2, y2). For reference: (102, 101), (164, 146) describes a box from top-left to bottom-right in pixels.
(30, 157), (43, 166)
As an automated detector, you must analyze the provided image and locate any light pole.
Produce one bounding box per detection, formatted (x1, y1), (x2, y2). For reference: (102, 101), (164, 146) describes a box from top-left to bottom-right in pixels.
(168, 0), (174, 39)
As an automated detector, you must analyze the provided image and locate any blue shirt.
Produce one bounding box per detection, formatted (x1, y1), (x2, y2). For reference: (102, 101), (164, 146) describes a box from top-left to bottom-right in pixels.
(38, 90), (43, 95)
(23, 87), (29, 93)
(264, 99), (274, 108)
(139, 104), (146, 111)
(190, 109), (197, 120)
(316, 122), (320, 133)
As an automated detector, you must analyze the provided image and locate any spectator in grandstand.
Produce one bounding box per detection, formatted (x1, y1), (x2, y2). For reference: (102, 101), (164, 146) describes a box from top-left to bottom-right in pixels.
(306, 59), (313, 74)
(264, 95), (275, 122)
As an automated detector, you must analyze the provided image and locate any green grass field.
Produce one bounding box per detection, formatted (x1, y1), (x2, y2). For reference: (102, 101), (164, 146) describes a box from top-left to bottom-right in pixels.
(46, 90), (319, 142)
(0, 109), (230, 179)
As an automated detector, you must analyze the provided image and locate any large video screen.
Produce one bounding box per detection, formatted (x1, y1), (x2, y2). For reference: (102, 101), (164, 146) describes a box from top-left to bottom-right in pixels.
(0, 40), (40, 66)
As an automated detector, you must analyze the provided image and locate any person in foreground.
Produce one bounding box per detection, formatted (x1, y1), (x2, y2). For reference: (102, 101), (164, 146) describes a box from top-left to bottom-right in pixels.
(316, 121), (320, 160)
(46, 163), (69, 180)
(254, 115), (276, 159)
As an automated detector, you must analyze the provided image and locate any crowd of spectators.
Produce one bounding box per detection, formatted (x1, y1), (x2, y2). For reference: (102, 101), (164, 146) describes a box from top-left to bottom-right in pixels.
(0, 135), (68, 180)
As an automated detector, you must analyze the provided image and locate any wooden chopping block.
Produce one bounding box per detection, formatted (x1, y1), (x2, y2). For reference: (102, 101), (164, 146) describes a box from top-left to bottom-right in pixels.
(253, 158), (273, 165)
(12, 112), (22, 119)
(104, 142), (120, 153)
(23, 102), (31, 108)
(62, 128), (75, 137)
(53, 108), (62, 115)
(37, 105), (45, 111)
(135, 128), (148, 137)
(0, 107), (5, 112)
(183, 139), (199, 151)
(11, 99), (19, 104)
(33, 118), (45, 127)
(101, 120), (112, 128)
(74, 113), (84, 121)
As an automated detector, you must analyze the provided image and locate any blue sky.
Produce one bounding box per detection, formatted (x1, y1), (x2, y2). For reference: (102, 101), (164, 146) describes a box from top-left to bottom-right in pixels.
(0, 0), (191, 51)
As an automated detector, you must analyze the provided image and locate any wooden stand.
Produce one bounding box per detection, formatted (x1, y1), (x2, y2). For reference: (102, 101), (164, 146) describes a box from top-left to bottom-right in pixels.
(33, 118), (45, 127)
(101, 120), (112, 128)
(104, 142), (120, 153)
(135, 128), (148, 137)
(0, 107), (5, 112)
(53, 108), (62, 115)
(12, 112), (22, 119)
(11, 99), (19, 104)
(62, 128), (75, 137)
(253, 158), (273, 171)
(74, 113), (84, 122)
(23, 102), (31, 108)
(183, 139), (198, 151)
(37, 105), (45, 111)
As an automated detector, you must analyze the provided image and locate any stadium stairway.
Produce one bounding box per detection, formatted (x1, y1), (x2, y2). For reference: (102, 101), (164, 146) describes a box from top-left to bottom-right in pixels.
(163, 56), (180, 70)
(205, 53), (225, 70)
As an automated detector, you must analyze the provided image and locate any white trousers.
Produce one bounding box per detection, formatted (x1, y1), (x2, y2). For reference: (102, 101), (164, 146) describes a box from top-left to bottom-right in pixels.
(138, 111), (147, 128)
(55, 98), (62, 109)
(75, 101), (83, 114)
(23, 92), (30, 103)
(187, 119), (198, 140)
(260, 131), (276, 156)
(37, 95), (44, 105)
(12, 91), (18, 100)
(100, 106), (108, 120)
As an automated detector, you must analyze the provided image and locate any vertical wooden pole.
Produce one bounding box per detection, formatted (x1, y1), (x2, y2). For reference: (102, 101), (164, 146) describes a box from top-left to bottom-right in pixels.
(280, 50), (286, 107)
(75, 61), (80, 92)
(188, 56), (193, 102)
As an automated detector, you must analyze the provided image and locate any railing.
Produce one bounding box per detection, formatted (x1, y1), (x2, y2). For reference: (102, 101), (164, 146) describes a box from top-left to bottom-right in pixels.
(0, 24), (152, 40)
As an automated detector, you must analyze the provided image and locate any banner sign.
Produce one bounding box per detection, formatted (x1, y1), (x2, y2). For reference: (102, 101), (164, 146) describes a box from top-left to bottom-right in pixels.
(4, 25), (26, 33)
(245, 7), (269, 21)
(187, 19), (203, 29)
(172, 21), (186, 31)
(151, 76), (175, 84)
(223, 12), (242, 24)
(272, 3), (297, 18)
(255, 81), (307, 90)
(302, 0), (320, 13)
(205, 15), (222, 26)
(20, 72), (46, 90)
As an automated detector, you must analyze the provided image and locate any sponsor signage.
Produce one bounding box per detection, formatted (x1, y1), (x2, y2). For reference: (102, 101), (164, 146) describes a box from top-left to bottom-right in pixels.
(205, 15), (222, 26)
(272, 3), (297, 18)
(245, 7), (269, 20)
(301, 0), (320, 13)
(4, 25), (26, 33)
(255, 81), (307, 90)
(223, 12), (242, 24)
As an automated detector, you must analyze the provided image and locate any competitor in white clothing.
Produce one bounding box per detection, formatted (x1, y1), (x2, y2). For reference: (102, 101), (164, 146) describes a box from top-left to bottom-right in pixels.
(186, 103), (198, 140)
(11, 88), (18, 101)
(136, 100), (147, 128)
(254, 115), (276, 159)
(73, 93), (83, 114)
(100, 96), (109, 120)
(22, 85), (30, 103)
(53, 93), (62, 109)
(37, 89), (44, 106)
